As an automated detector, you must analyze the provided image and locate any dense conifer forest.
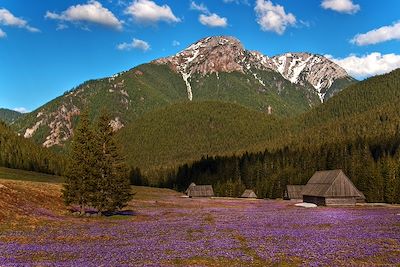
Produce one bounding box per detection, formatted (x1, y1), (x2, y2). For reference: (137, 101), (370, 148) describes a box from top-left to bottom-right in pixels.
(0, 122), (64, 175)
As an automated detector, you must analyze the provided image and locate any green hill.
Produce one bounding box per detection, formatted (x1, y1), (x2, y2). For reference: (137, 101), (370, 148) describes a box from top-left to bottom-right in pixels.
(13, 63), (322, 149)
(0, 167), (63, 183)
(117, 101), (285, 170)
(0, 108), (23, 124)
(0, 121), (64, 175)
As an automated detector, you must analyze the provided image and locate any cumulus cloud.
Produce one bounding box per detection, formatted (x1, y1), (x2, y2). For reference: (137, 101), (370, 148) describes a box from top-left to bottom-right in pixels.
(0, 8), (40, 33)
(0, 28), (6, 38)
(321, 0), (360, 14)
(125, 0), (180, 24)
(45, 0), (123, 30)
(13, 107), (29, 113)
(255, 0), (296, 35)
(351, 22), (400, 46)
(199, 13), (227, 28)
(326, 52), (400, 79)
(117, 38), (150, 51)
(190, 1), (228, 28)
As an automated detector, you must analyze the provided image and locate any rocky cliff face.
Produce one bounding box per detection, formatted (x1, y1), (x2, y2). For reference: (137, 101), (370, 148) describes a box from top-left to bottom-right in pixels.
(154, 36), (353, 102)
(271, 53), (349, 101)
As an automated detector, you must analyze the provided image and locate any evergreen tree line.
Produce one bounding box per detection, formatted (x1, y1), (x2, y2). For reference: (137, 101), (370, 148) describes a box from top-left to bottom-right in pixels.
(63, 111), (132, 214)
(158, 136), (400, 203)
(0, 121), (64, 175)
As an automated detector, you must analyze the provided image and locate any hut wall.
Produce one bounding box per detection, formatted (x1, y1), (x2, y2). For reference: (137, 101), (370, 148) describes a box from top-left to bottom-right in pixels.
(303, 195), (325, 206)
(325, 197), (356, 206)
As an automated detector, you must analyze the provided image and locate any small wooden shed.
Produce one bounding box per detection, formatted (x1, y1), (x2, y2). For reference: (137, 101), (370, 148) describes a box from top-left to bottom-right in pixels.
(241, 189), (257, 198)
(284, 185), (305, 200)
(185, 182), (196, 194)
(302, 170), (365, 206)
(187, 185), (214, 198)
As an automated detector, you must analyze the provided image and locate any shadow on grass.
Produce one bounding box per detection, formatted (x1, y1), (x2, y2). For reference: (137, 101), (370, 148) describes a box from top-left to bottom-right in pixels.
(68, 207), (136, 218)
(102, 210), (136, 217)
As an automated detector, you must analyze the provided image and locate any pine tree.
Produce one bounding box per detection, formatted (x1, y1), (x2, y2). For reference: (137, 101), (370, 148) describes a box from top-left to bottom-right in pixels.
(93, 110), (132, 213)
(62, 111), (98, 214)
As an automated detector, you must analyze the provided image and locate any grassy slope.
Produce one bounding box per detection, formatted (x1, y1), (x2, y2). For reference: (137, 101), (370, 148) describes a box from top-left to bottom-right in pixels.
(0, 167), (64, 183)
(117, 101), (286, 170)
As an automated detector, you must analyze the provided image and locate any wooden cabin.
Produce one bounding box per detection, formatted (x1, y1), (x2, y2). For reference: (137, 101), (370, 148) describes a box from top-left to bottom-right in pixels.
(302, 170), (365, 206)
(241, 189), (257, 198)
(185, 182), (196, 194)
(187, 185), (214, 198)
(284, 185), (305, 200)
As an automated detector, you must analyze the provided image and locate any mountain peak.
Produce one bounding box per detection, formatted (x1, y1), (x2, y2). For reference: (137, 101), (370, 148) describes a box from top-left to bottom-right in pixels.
(154, 36), (354, 102)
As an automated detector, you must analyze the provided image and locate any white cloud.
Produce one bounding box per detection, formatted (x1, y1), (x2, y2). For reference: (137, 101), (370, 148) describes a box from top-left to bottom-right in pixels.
(172, 40), (180, 46)
(321, 0), (360, 14)
(351, 22), (400, 46)
(190, 1), (209, 14)
(255, 0), (296, 35)
(190, 1), (228, 28)
(13, 107), (29, 113)
(326, 52), (400, 79)
(199, 13), (228, 28)
(0, 28), (6, 38)
(0, 8), (40, 32)
(125, 0), (180, 24)
(117, 38), (150, 51)
(45, 0), (123, 30)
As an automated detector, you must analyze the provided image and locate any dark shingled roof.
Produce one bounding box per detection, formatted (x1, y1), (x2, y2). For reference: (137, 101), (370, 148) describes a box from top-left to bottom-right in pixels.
(241, 189), (257, 198)
(286, 185), (305, 199)
(302, 170), (364, 198)
(187, 185), (214, 197)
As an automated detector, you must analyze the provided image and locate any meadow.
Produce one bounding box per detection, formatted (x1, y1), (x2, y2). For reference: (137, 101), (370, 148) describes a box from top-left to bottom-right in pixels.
(0, 169), (399, 266)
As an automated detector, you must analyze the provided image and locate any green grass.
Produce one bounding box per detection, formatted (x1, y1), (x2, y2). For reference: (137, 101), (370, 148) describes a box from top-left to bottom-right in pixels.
(0, 167), (64, 183)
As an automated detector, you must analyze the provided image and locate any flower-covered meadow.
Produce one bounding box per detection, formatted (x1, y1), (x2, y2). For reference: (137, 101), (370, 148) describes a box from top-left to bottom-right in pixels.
(0, 179), (399, 266)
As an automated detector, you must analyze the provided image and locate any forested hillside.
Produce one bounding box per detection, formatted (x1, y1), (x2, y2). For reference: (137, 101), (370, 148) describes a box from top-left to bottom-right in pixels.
(0, 109), (23, 124)
(152, 69), (400, 203)
(0, 122), (64, 175)
(117, 101), (286, 170)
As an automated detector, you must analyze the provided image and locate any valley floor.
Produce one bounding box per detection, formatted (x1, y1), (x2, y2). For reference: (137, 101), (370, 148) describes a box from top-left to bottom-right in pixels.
(0, 178), (399, 266)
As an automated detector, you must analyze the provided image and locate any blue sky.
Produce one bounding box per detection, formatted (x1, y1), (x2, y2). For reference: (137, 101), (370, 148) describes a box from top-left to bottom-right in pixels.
(1, 0), (400, 112)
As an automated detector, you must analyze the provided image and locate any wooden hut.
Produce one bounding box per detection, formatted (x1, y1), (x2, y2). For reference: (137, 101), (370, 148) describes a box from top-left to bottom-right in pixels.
(241, 189), (257, 198)
(185, 182), (196, 194)
(284, 185), (305, 200)
(302, 170), (365, 206)
(187, 185), (214, 198)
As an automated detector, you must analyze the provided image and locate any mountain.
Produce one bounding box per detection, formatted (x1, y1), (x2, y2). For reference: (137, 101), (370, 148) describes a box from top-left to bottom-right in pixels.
(154, 36), (355, 102)
(0, 109), (24, 124)
(12, 35), (355, 149)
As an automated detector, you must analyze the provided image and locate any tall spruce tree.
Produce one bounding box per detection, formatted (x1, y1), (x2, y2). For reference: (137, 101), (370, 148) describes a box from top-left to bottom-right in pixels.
(93, 110), (132, 213)
(62, 111), (98, 214)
